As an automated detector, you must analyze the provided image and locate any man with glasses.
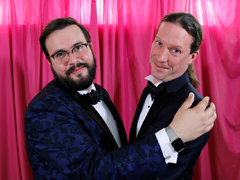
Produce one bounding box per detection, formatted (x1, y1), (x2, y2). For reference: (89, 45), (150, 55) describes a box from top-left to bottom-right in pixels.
(25, 17), (216, 179)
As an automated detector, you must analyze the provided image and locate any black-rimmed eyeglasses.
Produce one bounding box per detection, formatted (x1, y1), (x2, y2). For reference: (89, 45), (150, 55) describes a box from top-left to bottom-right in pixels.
(47, 43), (90, 64)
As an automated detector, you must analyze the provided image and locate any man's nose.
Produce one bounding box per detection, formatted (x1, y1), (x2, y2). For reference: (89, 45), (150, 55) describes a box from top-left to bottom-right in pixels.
(156, 48), (168, 62)
(68, 52), (80, 65)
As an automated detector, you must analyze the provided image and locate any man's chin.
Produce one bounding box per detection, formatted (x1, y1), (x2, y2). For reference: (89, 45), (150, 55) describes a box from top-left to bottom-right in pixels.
(51, 59), (96, 92)
(67, 74), (82, 83)
(68, 75), (92, 90)
(53, 73), (91, 92)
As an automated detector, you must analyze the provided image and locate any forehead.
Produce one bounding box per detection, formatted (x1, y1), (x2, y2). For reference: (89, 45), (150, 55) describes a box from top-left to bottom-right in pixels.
(45, 25), (86, 52)
(156, 22), (193, 49)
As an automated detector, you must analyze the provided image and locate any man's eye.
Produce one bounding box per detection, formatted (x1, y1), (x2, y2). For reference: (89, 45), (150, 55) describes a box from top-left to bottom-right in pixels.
(156, 41), (162, 46)
(74, 45), (82, 51)
(170, 49), (181, 55)
(55, 52), (66, 59)
(172, 49), (180, 53)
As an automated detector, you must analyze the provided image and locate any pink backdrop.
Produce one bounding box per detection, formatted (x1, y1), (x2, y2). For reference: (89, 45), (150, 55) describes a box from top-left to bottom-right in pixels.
(0, 0), (239, 179)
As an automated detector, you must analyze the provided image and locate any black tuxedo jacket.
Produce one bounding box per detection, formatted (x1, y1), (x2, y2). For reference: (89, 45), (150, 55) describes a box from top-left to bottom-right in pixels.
(129, 72), (210, 180)
(25, 80), (168, 180)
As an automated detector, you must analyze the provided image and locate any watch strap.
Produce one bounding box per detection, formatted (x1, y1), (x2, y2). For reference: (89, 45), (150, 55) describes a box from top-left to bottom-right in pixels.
(166, 126), (185, 153)
(165, 126), (178, 141)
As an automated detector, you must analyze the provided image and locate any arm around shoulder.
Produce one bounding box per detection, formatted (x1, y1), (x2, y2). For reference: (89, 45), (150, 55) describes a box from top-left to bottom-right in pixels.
(169, 93), (216, 143)
(25, 101), (169, 179)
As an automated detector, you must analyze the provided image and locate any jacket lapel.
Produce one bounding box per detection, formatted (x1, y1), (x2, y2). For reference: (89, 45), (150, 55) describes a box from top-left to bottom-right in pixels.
(129, 87), (149, 143)
(136, 90), (175, 141)
(131, 72), (190, 142)
(70, 88), (120, 148)
(96, 84), (128, 146)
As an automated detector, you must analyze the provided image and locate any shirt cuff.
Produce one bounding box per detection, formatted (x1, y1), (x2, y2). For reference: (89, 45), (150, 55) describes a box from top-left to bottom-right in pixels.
(155, 128), (178, 164)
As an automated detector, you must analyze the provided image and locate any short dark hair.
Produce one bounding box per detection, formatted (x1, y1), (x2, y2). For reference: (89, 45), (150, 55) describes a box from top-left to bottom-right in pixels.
(159, 12), (203, 54)
(39, 17), (91, 58)
(158, 12), (202, 88)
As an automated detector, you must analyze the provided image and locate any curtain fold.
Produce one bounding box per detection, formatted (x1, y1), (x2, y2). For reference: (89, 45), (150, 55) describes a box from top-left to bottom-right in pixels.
(0, 0), (239, 179)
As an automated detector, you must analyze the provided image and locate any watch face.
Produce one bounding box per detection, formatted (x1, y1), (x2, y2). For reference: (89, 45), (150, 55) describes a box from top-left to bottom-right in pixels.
(172, 138), (185, 152)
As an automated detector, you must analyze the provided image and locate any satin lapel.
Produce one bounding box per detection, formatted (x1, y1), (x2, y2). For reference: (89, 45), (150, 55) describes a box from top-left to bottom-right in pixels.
(129, 87), (149, 143)
(135, 91), (175, 141)
(136, 72), (190, 141)
(71, 91), (119, 148)
(96, 85), (128, 146)
(103, 93), (128, 146)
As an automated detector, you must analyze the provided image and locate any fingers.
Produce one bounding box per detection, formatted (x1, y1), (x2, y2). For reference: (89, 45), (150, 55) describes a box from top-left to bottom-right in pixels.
(179, 92), (195, 110)
(194, 96), (210, 112)
(209, 102), (217, 124)
(203, 102), (217, 132)
(204, 102), (216, 121)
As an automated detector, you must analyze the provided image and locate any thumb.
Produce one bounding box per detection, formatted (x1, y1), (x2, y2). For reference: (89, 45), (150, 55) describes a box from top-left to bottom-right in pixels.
(179, 92), (195, 110)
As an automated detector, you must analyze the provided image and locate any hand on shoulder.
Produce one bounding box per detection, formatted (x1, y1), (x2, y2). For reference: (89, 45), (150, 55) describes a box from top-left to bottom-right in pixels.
(170, 92), (216, 143)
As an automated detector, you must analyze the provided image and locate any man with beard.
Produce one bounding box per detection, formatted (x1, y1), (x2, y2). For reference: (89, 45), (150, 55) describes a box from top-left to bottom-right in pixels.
(25, 17), (216, 180)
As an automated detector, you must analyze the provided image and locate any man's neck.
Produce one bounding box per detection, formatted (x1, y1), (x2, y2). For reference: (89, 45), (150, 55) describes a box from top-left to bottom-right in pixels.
(78, 83), (95, 95)
(85, 84), (93, 91)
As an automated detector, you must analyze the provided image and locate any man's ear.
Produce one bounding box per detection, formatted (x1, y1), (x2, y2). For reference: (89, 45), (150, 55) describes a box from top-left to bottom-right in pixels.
(188, 50), (199, 65)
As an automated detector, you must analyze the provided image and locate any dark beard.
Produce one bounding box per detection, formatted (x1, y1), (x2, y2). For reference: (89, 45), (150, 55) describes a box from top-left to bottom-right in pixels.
(52, 58), (96, 92)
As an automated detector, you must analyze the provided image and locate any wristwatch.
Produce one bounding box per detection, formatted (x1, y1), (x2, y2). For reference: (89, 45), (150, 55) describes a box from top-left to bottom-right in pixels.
(165, 126), (185, 153)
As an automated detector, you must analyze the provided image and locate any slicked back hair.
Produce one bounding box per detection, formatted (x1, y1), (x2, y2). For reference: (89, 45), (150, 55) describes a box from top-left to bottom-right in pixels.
(158, 12), (203, 88)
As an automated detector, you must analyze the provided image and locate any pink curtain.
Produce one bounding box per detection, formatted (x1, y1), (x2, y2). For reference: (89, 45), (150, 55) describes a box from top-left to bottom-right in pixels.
(0, 0), (239, 179)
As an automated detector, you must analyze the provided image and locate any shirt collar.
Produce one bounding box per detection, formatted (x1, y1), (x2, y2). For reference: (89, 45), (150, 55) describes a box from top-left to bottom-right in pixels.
(77, 83), (96, 95)
(145, 75), (163, 87)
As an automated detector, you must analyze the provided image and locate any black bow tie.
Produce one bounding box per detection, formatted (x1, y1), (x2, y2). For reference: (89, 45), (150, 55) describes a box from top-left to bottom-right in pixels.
(82, 89), (104, 105)
(147, 81), (164, 100)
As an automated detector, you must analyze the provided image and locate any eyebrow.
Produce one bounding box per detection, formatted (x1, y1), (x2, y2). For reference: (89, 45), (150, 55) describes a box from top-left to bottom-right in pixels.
(51, 41), (85, 55)
(155, 36), (184, 50)
(171, 45), (183, 50)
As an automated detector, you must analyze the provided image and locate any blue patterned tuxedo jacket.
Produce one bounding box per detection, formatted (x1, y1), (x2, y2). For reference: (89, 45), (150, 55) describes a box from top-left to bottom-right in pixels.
(25, 80), (168, 180)
(129, 72), (210, 180)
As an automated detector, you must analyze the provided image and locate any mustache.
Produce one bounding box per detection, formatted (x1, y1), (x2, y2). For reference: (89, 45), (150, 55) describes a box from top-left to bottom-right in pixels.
(66, 62), (89, 76)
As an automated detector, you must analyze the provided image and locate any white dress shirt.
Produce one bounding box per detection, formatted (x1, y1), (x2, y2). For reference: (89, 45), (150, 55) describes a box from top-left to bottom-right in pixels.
(79, 82), (177, 163)
(136, 75), (178, 164)
(78, 84), (122, 147)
